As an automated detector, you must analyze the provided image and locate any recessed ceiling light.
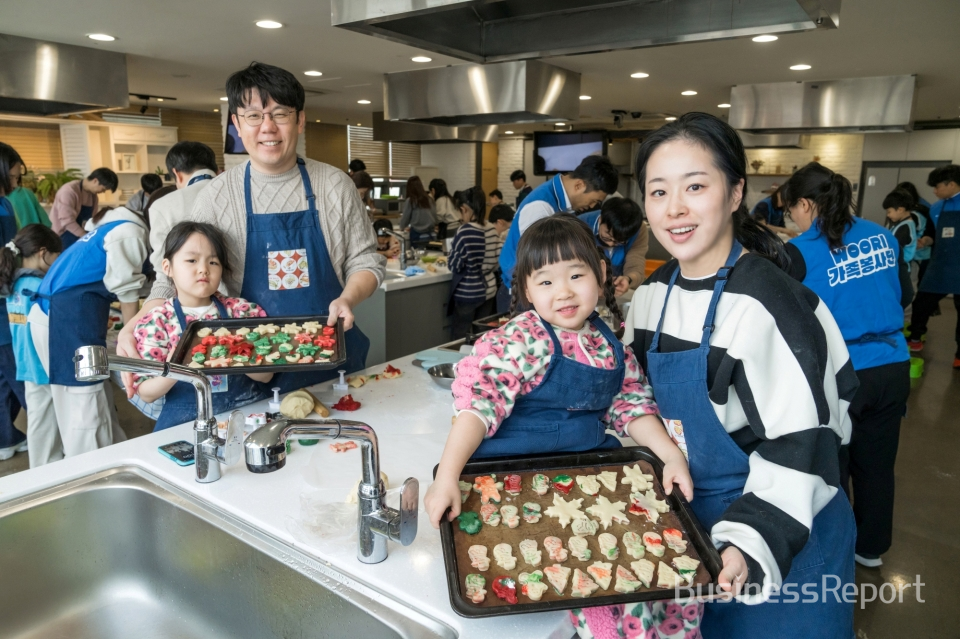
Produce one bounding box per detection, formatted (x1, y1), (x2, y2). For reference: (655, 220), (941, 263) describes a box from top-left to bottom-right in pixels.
(411, 56), (432, 63)
(220, 97), (228, 101)
(156, 98), (164, 102)
(718, 103), (731, 108)
(665, 116), (677, 121)
(681, 90), (697, 96)
(554, 122), (566, 127)
(87, 33), (116, 41)
(255, 20), (283, 29)
(504, 130), (514, 135)
(358, 99), (371, 105)
(213, 108), (219, 113)
(752, 35), (778, 43)
(579, 95), (591, 100)
(357, 123), (362, 126)
(790, 64), (812, 71)
(315, 119), (321, 123)
(304, 70), (323, 77)
(630, 72), (649, 79)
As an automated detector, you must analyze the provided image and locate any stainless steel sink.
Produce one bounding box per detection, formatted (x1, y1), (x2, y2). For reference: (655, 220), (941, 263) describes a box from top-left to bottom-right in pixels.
(0, 467), (455, 639)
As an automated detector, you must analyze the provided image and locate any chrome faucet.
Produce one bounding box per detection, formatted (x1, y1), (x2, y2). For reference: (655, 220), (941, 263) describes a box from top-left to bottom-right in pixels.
(74, 345), (243, 483)
(244, 419), (419, 564)
(382, 228), (410, 270)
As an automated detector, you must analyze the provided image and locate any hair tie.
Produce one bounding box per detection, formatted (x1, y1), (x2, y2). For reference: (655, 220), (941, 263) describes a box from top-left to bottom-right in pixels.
(4, 241), (18, 256)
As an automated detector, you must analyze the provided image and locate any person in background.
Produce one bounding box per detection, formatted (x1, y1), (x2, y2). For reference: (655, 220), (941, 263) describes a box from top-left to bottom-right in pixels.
(373, 218), (401, 258)
(125, 174), (164, 213)
(782, 162), (911, 570)
(897, 181), (935, 283)
(498, 155), (619, 312)
(883, 189), (920, 308)
(510, 169), (532, 209)
(488, 189), (504, 208)
(579, 197), (649, 295)
(448, 186), (500, 338)
(348, 159), (366, 176)
(750, 186), (797, 237)
(0, 225), (61, 466)
(899, 180), (932, 212)
(907, 164), (960, 363)
(49, 167), (118, 250)
(487, 204), (514, 242)
(7, 164), (51, 228)
(351, 170), (380, 217)
(0, 144), (28, 461)
(429, 178), (459, 238)
(401, 175), (438, 247)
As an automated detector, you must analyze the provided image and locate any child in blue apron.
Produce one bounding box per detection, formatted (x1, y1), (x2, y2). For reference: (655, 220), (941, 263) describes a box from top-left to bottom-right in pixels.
(630, 113), (856, 638)
(0, 225), (62, 467)
(425, 214), (698, 638)
(131, 222), (273, 430)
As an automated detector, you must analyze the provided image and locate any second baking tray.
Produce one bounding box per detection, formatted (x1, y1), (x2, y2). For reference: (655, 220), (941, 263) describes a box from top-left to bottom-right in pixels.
(169, 315), (346, 375)
(435, 447), (723, 618)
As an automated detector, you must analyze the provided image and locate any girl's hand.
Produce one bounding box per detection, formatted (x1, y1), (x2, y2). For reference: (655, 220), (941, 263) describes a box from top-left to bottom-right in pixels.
(424, 476), (462, 529)
(717, 546), (749, 597)
(661, 453), (694, 502)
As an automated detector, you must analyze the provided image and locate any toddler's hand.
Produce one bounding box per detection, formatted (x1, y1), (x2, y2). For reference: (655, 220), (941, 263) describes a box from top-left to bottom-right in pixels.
(424, 476), (462, 529)
(661, 456), (694, 502)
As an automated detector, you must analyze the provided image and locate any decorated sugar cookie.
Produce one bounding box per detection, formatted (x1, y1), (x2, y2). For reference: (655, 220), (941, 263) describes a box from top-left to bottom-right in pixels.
(596, 470), (618, 492)
(468, 545), (490, 571)
(657, 561), (682, 589)
(480, 503), (501, 527)
(458, 480), (472, 503)
(575, 475), (600, 496)
(621, 464), (655, 492)
(570, 568), (599, 598)
(518, 571), (549, 601)
(492, 576), (517, 604)
(586, 561), (613, 590)
(543, 563), (571, 595)
(672, 555), (700, 585)
(543, 536), (569, 562)
(519, 539), (542, 567)
(522, 502), (542, 524)
(552, 474), (574, 495)
(622, 531), (646, 559)
(281, 323), (301, 335)
(585, 495), (629, 529)
(256, 323), (279, 334)
(465, 574), (486, 603)
(544, 493), (587, 529)
(503, 474), (522, 496)
(615, 564), (642, 593)
(500, 505), (520, 528)
(531, 474), (550, 496)
(213, 327), (232, 337)
(631, 559), (655, 588)
(642, 532), (665, 557)
(473, 475), (503, 505)
(597, 532), (619, 560)
(568, 535), (591, 561)
(629, 489), (669, 524)
(196, 327), (212, 338)
(663, 528), (687, 554)
(570, 517), (599, 537)
(493, 543), (517, 570)
(457, 511), (483, 535)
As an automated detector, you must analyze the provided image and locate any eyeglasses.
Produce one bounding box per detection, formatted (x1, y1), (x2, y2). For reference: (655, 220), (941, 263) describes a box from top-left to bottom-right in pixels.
(597, 231), (625, 248)
(236, 109), (296, 126)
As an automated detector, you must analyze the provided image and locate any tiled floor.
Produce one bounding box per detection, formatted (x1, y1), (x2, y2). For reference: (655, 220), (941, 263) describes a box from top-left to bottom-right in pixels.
(0, 308), (957, 637)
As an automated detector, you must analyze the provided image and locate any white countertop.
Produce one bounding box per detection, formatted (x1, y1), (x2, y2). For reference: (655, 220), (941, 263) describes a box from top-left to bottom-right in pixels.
(0, 354), (573, 639)
(381, 268), (453, 292)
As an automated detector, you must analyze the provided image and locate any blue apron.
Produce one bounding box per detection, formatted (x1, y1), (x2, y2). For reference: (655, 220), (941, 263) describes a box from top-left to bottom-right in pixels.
(919, 197), (960, 295)
(188, 173), (213, 186)
(645, 241), (855, 638)
(473, 312), (623, 458)
(60, 201), (94, 251)
(0, 197), (19, 345)
(152, 296), (265, 431)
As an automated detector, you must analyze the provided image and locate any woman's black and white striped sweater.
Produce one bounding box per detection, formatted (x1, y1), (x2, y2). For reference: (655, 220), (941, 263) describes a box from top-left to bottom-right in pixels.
(625, 253), (858, 602)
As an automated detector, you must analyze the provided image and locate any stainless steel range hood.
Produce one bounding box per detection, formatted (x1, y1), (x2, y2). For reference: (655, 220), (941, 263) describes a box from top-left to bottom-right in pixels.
(730, 75), (916, 134)
(372, 112), (498, 143)
(332, 0), (840, 63)
(0, 34), (128, 116)
(384, 60), (579, 126)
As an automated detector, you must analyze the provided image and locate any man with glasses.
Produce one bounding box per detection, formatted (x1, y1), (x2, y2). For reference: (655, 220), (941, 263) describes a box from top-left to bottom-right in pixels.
(579, 197), (648, 295)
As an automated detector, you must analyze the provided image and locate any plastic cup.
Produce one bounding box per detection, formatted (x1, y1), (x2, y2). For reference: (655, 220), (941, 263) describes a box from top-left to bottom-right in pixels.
(909, 357), (924, 379)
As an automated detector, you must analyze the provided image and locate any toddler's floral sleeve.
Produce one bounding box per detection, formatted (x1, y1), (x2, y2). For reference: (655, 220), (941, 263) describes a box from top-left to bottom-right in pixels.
(604, 344), (659, 436)
(132, 309), (175, 391)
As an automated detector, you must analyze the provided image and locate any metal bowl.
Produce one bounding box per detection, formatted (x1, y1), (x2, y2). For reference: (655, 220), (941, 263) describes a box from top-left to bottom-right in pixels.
(427, 363), (456, 389)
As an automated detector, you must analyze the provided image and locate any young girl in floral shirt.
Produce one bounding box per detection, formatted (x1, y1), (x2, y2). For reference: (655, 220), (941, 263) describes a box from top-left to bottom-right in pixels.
(424, 214), (700, 639)
(133, 222), (272, 430)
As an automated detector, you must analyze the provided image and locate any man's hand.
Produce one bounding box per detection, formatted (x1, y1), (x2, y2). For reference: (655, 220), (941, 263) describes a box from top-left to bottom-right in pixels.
(717, 546), (749, 597)
(327, 296), (355, 330)
(918, 236), (934, 249)
(613, 276), (630, 297)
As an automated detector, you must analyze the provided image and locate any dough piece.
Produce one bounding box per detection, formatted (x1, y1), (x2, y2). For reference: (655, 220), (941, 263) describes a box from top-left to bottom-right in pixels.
(543, 564), (572, 596)
(552, 474), (574, 494)
(307, 390), (331, 417)
(480, 503), (501, 527)
(473, 475), (503, 505)
(587, 561), (613, 590)
(196, 327), (212, 338)
(544, 493), (587, 529)
(586, 495), (629, 530)
(345, 471), (390, 503)
(301, 321), (323, 334)
(657, 561), (683, 589)
(206, 356), (231, 368)
(543, 536), (568, 562)
(493, 543), (517, 570)
(468, 545), (490, 571)
(500, 505), (520, 529)
(278, 343), (295, 354)
(596, 470), (618, 492)
(621, 464), (655, 492)
(568, 536), (591, 561)
(663, 528), (688, 554)
(503, 474), (522, 496)
(256, 323), (279, 334)
(458, 480), (472, 504)
(598, 532), (619, 560)
(615, 564), (642, 594)
(629, 489), (669, 524)
(347, 375), (366, 388)
(457, 511), (483, 535)
(672, 555), (700, 585)
(280, 391), (314, 419)
(235, 327), (251, 336)
(622, 531), (645, 559)
(570, 568), (599, 598)
(382, 364), (403, 379)
(213, 327), (232, 337)
(518, 571), (549, 601)
(570, 517), (599, 537)
(492, 576), (518, 604)
(465, 574), (486, 604)
(531, 474), (550, 496)
(642, 532), (665, 558)
(631, 559), (655, 588)
(576, 475), (601, 496)
(264, 352), (281, 364)
(519, 539), (542, 567)
(281, 323), (301, 334)
(188, 361), (204, 369)
(329, 441), (357, 453)
(521, 502), (542, 524)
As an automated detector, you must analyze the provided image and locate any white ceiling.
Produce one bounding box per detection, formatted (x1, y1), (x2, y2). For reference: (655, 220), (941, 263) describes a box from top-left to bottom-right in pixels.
(2, 0), (959, 131)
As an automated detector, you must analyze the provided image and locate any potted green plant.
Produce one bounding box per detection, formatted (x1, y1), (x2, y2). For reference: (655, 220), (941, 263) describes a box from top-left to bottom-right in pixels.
(35, 168), (83, 203)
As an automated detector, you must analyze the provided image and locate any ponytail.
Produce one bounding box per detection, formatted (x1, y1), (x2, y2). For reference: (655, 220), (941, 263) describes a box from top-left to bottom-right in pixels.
(0, 224), (62, 293)
(732, 203), (791, 270)
(597, 250), (625, 339)
(781, 162), (854, 251)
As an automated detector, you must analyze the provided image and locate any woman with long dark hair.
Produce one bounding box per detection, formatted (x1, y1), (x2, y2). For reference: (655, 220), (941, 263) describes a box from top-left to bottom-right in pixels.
(781, 162), (912, 570)
(627, 113), (857, 637)
(429, 178), (460, 237)
(447, 186), (500, 338)
(400, 175), (437, 246)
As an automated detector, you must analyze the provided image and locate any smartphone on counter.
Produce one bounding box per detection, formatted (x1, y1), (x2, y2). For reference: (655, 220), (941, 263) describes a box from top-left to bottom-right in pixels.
(158, 441), (195, 466)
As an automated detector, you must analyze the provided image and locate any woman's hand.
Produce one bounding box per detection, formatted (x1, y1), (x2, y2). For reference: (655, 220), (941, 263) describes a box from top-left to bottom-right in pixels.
(424, 476), (462, 529)
(717, 546), (749, 597)
(327, 296), (355, 330)
(613, 275), (630, 296)
(661, 452), (694, 502)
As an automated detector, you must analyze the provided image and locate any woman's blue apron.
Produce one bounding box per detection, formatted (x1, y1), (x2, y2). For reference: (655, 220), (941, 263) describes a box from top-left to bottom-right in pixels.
(919, 198), (960, 295)
(60, 201), (94, 251)
(188, 174), (213, 186)
(644, 241), (855, 639)
(473, 312), (623, 458)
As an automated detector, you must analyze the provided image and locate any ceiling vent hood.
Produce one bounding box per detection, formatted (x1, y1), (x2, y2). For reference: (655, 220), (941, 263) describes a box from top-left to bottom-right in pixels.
(730, 75), (917, 134)
(0, 34), (128, 116)
(372, 112), (497, 143)
(384, 60), (579, 126)
(332, 0), (840, 63)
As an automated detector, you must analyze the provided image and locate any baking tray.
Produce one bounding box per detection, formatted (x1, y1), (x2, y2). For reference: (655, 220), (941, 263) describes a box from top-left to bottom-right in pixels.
(169, 315), (346, 375)
(470, 312), (509, 337)
(434, 447), (723, 618)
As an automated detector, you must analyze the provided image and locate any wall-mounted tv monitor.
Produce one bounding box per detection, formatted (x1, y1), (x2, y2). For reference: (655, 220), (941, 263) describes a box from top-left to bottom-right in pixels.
(224, 118), (247, 155)
(533, 131), (606, 175)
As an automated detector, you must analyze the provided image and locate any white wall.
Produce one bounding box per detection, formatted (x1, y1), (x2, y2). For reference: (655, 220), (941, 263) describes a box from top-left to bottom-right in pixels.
(862, 129), (960, 163)
(419, 143), (476, 192)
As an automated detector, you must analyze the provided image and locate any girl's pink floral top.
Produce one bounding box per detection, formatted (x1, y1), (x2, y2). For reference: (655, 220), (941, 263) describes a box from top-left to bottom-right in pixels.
(452, 310), (659, 437)
(132, 295), (266, 390)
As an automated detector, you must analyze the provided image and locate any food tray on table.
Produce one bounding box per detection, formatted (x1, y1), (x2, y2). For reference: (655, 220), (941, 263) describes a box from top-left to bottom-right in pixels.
(435, 447), (722, 618)
(169, 315), (346, 375)
(470, 313), (509, 336)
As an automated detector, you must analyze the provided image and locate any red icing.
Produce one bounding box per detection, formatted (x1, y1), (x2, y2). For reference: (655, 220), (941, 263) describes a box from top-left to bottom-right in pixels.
(492, 577), (517, 604)
(294, 333), (313, 344)
(322, 326), (336, 336)
(553, 481), (573, 495)
(503, 474), (522, 495)
(628, 503), (649, 517)
(384, 364), (401, 375)
(201, 336), (217, 346)
(191, 345), (207, 355)
(332, 394), (361, 411)
(230, 342), (254, 357)
(313, 336), (336, 348)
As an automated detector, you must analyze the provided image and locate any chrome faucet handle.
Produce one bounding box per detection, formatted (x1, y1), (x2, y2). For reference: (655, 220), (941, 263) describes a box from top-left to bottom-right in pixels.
(217, 410), (245, 466)
(395, 477), (419, 546)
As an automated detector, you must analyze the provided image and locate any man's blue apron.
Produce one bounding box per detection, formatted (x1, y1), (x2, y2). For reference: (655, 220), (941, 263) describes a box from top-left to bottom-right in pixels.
(919, 195), (960, 295)
(644, 241), (855, 638)
(60, 197), (94, 251)
(473, 312), (623, 458)
(188, 173), (213, 186)
(579, 210), (638, 277)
